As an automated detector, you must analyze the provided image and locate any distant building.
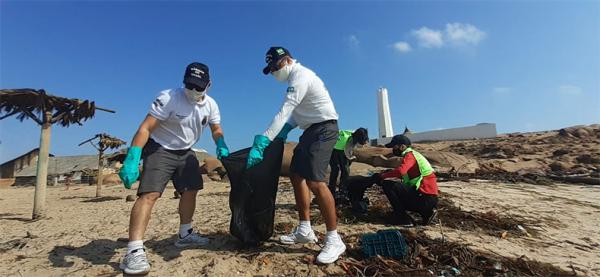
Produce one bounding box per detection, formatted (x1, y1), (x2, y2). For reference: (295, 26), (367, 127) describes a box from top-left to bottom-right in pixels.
(12, 155), (106, 186)
(3, 147), (210, 186)
(373, 123), (498, 145)
(373, 87), (497, 145)
(1, 148), (55, 178)
(1, 151), (123, 186)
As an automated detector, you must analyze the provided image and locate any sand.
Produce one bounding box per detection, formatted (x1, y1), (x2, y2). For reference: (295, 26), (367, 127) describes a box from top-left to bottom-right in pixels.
(1, 177), (599, 276)
(1, 125), (599, 276)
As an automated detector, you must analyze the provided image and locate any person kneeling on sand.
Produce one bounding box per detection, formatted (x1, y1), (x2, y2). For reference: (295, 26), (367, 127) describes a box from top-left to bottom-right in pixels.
(372, 135), (439, 227)
(118, 62), (230, 275)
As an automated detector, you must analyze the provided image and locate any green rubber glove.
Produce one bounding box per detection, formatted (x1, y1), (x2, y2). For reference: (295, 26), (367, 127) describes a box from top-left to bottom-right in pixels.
(246, 135), (271, 168)
(119, 146), (142, 189)
(216, 137), (229, 160)
(275, 123), (294, 143)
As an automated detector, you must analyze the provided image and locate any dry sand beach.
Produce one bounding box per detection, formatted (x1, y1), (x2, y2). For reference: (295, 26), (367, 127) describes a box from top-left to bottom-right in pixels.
(1, 125), (599, 276)
(1, 179), (599, 276)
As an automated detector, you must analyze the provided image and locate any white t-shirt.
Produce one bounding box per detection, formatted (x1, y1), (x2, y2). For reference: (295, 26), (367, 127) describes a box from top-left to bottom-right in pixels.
(148, 88), (220, 150)
(263, 61), (339, 140)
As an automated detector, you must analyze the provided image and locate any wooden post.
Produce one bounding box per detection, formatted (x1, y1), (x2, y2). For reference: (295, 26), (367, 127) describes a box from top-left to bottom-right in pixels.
(96, 150), (104, 197)
(32, 111), (52, 220)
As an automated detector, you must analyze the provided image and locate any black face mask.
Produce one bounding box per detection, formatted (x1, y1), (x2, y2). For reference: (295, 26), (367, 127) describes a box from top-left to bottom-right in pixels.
(393, 148), (403, 156)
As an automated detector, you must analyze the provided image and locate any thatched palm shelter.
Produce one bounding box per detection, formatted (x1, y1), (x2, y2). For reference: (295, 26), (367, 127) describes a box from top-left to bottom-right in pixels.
(0, 89), (114, 219)
(79, 133), (126, 197)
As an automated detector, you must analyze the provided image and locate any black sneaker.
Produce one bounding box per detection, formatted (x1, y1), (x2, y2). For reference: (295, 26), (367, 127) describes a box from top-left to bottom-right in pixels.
(351, 200), (369, 214)
(334, 197), (349, 206)
(421, 209), (438, 226)
(387, 216), (415, 227)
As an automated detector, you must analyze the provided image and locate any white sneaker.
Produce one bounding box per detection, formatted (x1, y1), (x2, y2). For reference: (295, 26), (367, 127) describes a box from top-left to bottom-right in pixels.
(279, 227), (318, 245)
(174, 232), (209, 248)
(120, 248), (150, 275)
(316, 237), (346, 264)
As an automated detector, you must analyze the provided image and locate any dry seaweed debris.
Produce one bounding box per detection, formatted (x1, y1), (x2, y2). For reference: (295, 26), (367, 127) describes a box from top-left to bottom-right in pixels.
(436, 195), (541, 238)
(340, 230), (574, 277)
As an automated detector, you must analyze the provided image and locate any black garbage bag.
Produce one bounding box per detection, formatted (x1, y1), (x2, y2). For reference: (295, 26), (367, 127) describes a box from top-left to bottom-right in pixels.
(346, 175), (376, 214)
(220, 139), (284, 246)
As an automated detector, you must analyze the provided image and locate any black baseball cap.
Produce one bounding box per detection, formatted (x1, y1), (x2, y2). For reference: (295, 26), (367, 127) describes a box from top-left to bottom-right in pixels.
(262, 47), (292, 75)
(385, 135), (411, 148)
(184, 62), (210, 89)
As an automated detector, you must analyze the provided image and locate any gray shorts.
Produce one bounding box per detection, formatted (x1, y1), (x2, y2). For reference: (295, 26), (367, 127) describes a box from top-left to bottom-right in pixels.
(290, 120), (339, 182)
(138, 139), (203, 195)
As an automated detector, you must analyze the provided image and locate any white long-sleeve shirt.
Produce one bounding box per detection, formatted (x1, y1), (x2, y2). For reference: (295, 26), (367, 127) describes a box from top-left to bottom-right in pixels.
(263, 61), (338, 140)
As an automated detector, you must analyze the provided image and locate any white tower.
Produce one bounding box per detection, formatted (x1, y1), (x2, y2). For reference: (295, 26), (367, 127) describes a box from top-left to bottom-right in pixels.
(377, 87), (394, 138)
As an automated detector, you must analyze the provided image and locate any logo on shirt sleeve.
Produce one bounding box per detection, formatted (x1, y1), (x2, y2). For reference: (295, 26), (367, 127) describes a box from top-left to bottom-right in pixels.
(153, 98), (164, 107)
(202, 116), (208, 126)
(287, 87), (295, 93)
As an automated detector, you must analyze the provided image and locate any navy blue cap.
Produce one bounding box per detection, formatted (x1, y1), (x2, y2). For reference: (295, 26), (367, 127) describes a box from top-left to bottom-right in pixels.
(262, 47), (292, 75)
(184, 62), (210, 89)
(385, 135), (411, 148)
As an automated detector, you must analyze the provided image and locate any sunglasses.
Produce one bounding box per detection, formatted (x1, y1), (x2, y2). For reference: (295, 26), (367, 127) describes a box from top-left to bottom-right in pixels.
(268, 58), (288, 73)
(185, 82), (210, 92)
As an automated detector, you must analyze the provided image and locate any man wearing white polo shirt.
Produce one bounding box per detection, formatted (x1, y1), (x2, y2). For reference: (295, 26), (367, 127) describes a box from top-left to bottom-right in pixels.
(118, 62), (230, 275)
(247, 47), (346, 264)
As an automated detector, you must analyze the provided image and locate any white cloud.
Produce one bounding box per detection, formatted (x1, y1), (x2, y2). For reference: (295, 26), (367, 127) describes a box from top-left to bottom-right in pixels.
(445, 23), (486, 45)
(492, 87), (512, 96)
(407, 23), (486, 49)
(558, 85), (582, 96)
(411, 27), (444, 48)
(347, 35), (360, 48)
(393, 41), (412, 53)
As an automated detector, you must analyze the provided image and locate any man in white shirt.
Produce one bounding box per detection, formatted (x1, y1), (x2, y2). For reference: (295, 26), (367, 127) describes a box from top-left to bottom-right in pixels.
(247, 47), (346, 264)
(118, 62), (230, 275)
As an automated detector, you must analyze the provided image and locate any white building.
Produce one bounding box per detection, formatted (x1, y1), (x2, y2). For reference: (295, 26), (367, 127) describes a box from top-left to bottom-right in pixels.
(373, 87), (497, 145)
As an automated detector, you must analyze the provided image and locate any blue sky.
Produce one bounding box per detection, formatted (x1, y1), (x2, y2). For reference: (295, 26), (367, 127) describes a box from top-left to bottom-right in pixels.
(1, 1), (599, 163)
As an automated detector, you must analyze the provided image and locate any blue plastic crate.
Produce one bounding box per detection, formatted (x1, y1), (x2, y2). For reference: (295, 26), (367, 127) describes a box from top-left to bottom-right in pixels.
(360, 229), (408, 259)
